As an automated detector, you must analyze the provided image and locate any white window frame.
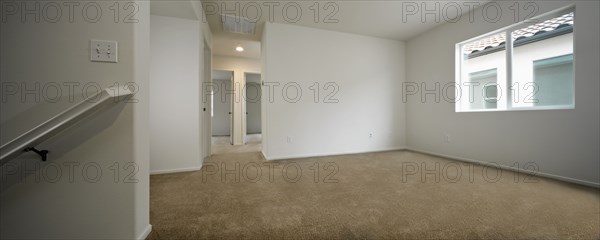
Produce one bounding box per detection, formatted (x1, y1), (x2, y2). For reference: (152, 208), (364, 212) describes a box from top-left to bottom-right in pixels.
(455, 5), (576, 112)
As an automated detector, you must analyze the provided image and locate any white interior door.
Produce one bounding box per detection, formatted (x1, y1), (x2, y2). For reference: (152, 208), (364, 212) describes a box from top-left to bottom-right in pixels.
(202, 41), (212, 158)
(229, 74), (234, 145)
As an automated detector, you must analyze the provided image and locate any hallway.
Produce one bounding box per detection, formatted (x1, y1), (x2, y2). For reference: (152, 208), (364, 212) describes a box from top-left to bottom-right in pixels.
(211, 134), (262, 155)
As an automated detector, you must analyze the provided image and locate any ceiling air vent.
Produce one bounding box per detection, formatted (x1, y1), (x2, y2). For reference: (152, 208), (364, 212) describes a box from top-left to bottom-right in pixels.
(221, 14), (256, 35)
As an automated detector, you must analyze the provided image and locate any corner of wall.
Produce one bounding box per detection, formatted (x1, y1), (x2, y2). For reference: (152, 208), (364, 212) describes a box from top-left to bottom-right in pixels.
(133, 0), (151, 238)
(191, 0), (213, 47)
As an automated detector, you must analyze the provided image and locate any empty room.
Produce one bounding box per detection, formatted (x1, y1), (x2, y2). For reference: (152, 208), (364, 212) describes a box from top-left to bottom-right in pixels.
(0, 0), (598, 239)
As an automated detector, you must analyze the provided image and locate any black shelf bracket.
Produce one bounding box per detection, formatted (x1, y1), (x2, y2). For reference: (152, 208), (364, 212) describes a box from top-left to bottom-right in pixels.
(24, 147), (49, 161)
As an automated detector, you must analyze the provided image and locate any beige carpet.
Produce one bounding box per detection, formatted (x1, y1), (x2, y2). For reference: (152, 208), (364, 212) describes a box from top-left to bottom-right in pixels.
(210, 134), (262, 155)
(149, 142), (599, 239)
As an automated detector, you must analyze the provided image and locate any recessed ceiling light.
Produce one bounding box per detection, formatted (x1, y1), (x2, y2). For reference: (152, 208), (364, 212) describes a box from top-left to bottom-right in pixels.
(235, 45), (244, 52)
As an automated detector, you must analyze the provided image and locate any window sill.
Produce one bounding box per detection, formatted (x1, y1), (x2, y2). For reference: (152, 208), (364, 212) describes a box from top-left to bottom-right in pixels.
(456, 105), (575, 113)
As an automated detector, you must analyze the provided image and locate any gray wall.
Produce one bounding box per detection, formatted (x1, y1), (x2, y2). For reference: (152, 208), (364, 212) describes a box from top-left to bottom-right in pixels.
(0, 1), (150, 238)
(261, 22), (406, 159)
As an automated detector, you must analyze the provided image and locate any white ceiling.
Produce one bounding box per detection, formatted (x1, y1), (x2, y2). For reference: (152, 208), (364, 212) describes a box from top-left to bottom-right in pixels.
(150, 0), (198, 20)
(212, 35), (261, 59)
(152, 0), (489, 59)
(204, 0), (489, 40)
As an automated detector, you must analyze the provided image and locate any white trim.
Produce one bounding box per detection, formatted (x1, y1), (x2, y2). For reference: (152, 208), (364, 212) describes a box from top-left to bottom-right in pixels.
(260, 150), (268, 160)
(247, 145), (597, 187)
(454, 39), (462, 112)
(137, 224), (152, 240)
(263, 147), (407, 161)
(150, 166), (202, 175)
(406, 147), (599, 188)
(457, 105), (575, 113)
(506, 22), (514, 110)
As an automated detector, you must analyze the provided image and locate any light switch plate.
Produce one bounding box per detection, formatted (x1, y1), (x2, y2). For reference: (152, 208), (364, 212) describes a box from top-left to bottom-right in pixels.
(90, 40), (118, 63)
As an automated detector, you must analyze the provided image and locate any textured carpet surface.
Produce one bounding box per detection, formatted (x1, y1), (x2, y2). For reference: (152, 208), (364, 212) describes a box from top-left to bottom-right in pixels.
(150, 148), (599, 239)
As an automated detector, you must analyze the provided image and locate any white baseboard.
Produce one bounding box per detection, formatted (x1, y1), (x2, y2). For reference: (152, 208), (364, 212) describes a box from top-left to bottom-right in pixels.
(137, 224), (152, 240)
(261, 146), (598, 188)
(263, 147), (407, 161)
(406, 147), (600, 188)
(150, 166), (202, 175)
(260, 150), (268, 160)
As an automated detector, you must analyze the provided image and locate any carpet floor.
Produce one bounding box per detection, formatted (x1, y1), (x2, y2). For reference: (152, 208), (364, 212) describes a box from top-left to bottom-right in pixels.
(149, 148), (599, 239)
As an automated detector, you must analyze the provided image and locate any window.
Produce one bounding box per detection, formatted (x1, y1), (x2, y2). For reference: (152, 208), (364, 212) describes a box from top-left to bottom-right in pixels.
(468, 69), (498, 110)
(533, 54), (574, 107)
(456, 6), (574, 112)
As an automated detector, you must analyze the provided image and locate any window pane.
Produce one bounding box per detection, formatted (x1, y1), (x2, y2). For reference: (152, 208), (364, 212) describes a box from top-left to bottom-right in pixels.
(459, 34), (506, 111)
(511, 12), (574, 108)
(469, 69), (498, 110)
(533, 54), (574, 106)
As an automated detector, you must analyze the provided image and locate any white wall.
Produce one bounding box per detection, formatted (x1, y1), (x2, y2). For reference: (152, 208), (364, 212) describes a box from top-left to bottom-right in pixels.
(262, 22), (406, 160)
(212, 79), (232, 136)
(149, 15), (203, 174)
(406, 1), (599, 186)
(212, 55), (260, 145)
(0, 1), (151, 239)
